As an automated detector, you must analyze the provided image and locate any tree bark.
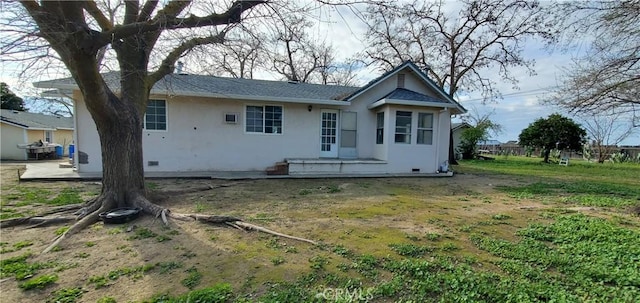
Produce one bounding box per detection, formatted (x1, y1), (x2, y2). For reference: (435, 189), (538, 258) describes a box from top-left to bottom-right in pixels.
(96, 94), (146, 208)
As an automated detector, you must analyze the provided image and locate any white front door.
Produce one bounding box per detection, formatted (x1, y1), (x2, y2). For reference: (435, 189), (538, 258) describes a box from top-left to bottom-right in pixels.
(320, 109), (338, 158)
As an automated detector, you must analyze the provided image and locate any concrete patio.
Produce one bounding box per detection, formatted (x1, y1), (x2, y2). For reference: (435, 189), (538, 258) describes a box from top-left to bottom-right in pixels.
(13, 160), (454, 181)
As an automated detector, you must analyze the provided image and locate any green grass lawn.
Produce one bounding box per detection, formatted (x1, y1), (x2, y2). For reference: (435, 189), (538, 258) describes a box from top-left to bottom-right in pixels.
(1, 158), (639, 302)
(457, 155), (640, 187)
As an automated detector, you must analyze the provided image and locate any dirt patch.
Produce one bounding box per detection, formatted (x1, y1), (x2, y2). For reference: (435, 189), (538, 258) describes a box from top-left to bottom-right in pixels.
(1, 164), (624, 302)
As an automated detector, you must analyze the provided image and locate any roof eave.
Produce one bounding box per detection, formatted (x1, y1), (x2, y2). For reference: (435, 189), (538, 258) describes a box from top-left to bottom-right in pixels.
(367, 98), (460, 110)
(0, 120), (29, 129)
(151, 90), (351, 106)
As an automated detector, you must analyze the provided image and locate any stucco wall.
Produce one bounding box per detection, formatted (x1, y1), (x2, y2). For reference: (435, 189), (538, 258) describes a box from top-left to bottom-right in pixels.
(75, 95), (338, 173)
(382, 105), (449, 173)
(0, 123), (27, 160)
(346, 69), (451, 173)
(27, 129), (44, 144)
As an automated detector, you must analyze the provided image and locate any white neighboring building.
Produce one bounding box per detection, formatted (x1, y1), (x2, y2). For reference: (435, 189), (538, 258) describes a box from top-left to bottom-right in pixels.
(35, 61), (466, 176)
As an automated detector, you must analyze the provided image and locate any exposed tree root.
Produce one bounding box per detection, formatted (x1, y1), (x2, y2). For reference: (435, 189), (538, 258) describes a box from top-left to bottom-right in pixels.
(42, 195), (116, 253)
(155, 183), (242, 196)
(233, 221), (317, 245)
(17, 192), (318, 253)
(167, 211), (317, 245)
(0, 204), (83, 228)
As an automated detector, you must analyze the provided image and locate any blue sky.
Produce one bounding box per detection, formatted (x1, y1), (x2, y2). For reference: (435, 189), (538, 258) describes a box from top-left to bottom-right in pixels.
(1, 1), (637, 145)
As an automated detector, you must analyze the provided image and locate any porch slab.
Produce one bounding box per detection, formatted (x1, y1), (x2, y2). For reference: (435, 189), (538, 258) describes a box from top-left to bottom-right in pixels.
(17, 161), (454, 181)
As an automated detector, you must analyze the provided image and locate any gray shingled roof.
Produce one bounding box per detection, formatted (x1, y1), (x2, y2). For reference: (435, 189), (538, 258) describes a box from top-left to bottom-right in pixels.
(381, 88), (448, 104)
(33, 63), (466, 113)
(157, 74), (358, 101)
(35, 72), (359, 102)
(0, 109), (73, 129)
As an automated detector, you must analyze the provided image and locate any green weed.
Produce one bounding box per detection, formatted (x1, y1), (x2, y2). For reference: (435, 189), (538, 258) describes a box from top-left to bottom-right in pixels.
(47, 287), (84, 303)
(0, 253), (56, 280)
(492, 214), (512, 220)
(96, 296), (116, 303)
(129, 227), (157, 240)
(425, 232), (442, 241)
(181, 267), (202, 289)
(88, 275), (108, 289)
(19, 274), (58, 290)
(271, 256), (285, 266)
(147, 283), (232, 303)
(73, 252), (89, 259)
(12, 240), (33, 250)
(298, 189), (312, 196)
(389, 243), (432, 257)
(55, 226), (70, 236)
(157, 261), (183, 274)
(48, 188), (83, 206)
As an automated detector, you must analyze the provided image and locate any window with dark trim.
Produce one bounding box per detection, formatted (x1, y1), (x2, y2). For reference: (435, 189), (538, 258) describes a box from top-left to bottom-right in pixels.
(376, 112), (384, 144)
(395, 111), (412, 143)
(144, 99), (167, 130)
(417, 113), (434, 145)
(246, 105), (283, 134)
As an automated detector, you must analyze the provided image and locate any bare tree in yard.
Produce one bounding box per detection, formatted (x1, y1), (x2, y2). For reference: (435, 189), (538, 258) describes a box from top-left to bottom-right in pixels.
(188, 27), (265, 78)
(268, 13), (331, 83)
(1, 0), (322, 252)
(546, 1), (640, 118)
(362, 0), (554, 163)
(580, 111), (637, 163)
(26, 95), (74, 117)
(318, 57), (361, 86)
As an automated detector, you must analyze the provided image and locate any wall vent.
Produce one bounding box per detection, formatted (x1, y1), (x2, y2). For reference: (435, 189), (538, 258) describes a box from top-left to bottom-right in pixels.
(148, 161), (159, 166)
(411, 168), (420, 172)
(397, 73), (406, 88)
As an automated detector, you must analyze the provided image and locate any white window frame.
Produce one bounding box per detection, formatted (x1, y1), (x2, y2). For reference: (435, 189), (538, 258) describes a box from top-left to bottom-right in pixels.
(143, 99), (168, 132)
(394, 111), (412, 144)
(44, 130), (53, 143)
(244, 104), (284, 135)
(376, 112), (384, 144)
(417, 112), (434, 145)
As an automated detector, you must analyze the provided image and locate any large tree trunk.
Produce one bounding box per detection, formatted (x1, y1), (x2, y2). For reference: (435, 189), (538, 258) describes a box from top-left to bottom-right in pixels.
(96, 95), (146, 208)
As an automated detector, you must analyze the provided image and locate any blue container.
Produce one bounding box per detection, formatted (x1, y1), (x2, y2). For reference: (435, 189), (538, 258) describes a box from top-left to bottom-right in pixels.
(69, 144), (75, 160)
(55, 146), (63, 158)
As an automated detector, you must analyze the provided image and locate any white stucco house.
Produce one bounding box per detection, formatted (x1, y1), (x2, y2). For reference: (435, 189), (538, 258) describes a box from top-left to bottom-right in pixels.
(34, 61), (466, 176)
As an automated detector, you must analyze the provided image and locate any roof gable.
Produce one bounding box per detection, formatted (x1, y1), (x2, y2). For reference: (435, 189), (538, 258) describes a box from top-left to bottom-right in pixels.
(452, 122), (472, 130)
(345, 61), (466, 114)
